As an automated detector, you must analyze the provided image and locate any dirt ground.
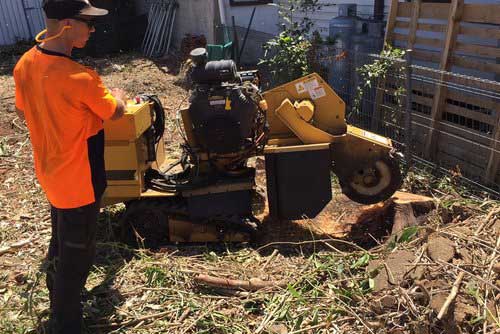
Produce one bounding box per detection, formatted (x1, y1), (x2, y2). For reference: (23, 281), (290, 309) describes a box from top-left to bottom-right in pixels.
(0, 48), (499, 334)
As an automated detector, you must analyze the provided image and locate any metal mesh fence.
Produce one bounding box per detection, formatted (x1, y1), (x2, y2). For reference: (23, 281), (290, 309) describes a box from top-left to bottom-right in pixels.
(316, 46), (409, 152)
(315, 46), (500, 196)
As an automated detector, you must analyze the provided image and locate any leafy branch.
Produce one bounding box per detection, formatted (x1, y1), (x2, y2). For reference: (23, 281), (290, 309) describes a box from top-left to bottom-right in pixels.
(351, 45), (406, 124)
(259, 0), (322, 86)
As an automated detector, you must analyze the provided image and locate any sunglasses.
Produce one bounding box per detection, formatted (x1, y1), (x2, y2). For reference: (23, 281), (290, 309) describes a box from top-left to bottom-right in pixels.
(72, 17), (96, 29)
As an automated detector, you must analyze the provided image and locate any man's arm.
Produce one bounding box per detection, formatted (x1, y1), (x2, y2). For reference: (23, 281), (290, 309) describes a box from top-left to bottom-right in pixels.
(111, 98), (125, 120)
(110, 88), (127, 121)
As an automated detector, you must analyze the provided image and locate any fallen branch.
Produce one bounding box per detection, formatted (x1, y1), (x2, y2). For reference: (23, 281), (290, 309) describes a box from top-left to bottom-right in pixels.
(256, 238), (367, 253)
(90, 310), (172, 330)
(177, 308), (190, 323)
(11, 117), (27, 132)
(194, 274), (285, 292)
(211, 287), (250, 297)
(0, 239), (31, 256)
(288, 321), (330, 334)
(261, 249), (279, 270)
(437, 271), (465, 320)
(475, 207), (500, 235)
(438, 261), (500, 293)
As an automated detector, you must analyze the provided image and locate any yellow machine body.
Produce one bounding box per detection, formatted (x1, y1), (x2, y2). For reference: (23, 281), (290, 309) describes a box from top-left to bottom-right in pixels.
(263, 73), (392, 155)
(102, 73), (401, 244)
(102, 102), (167, 206)
(263, 73), (400, 206)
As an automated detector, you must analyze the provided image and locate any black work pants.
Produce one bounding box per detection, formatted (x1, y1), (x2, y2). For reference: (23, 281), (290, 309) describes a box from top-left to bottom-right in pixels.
(46, 200), (100, 334)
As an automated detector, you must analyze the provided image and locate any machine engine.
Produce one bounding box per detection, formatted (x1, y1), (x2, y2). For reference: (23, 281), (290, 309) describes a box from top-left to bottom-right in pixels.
(184, 48), (267, 168)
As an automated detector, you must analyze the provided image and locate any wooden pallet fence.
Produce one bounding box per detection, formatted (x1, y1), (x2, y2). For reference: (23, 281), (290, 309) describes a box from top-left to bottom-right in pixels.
(378, 0), (500, 185)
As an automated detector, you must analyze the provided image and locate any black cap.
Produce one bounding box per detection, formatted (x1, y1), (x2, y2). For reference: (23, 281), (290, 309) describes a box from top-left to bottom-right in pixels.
(43, 0), (108, 20)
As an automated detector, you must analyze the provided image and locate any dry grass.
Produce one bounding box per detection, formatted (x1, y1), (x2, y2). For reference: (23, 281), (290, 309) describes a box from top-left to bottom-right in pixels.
(0, 50), (499, 334)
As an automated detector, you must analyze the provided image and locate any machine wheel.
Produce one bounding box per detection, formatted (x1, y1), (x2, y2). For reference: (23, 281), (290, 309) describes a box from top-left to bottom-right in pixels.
(119, 199), (170, 249)
(338, 154), (402, 205)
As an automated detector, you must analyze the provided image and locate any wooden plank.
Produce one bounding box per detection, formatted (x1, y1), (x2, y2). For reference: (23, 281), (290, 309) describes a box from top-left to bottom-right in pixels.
(385, 88), (433, 107)
(425, 0), (464, 159)
(412, 49), (441, 63)
(462, 4), (500, 24)
(417, 23), (447, 33)
(408, 0), (422, 49)
(440, 119), (492, 147)
(412, 113), (431, 126)
(459, 25), (500, 40)
(411, 127), (427, 146)
(443, 71), (500, 94)
(412, 95), (434, 108)
(385, 0), (400, 44)
(397, 2), (412, 18)
(412, 80), (435, 94)
(485, 114), (500, 184)
(373, 0), (399, 131)
(395, 20), (410, 29)
(394, 24), (463, 39)
(446, 90), (498, 114)
(420, 3), (450, 20)
(437, 133), (489, 167)
(451, 55), (500, 75)
(415, 36), (444, 48)
(424, 68), (500, 94)
(437, 150), (487, 178)
(455, 42), (500, 59)
(444, 104), (496, 126)
(393, 33), (409, 43)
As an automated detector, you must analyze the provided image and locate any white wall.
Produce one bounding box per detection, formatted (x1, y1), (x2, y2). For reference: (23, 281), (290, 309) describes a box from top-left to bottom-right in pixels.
(222, 0), (280, 35)
(174, 0), (217, 45)
(135, 0), (217, 47)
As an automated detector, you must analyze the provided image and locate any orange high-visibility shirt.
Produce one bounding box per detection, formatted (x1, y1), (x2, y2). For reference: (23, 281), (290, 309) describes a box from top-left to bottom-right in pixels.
(14, 46), (117, 209)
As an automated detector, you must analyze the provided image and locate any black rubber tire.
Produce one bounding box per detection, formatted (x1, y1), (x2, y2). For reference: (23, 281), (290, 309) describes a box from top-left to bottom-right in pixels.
(338, 154), (402, 205)
(119, 200), (169, 249)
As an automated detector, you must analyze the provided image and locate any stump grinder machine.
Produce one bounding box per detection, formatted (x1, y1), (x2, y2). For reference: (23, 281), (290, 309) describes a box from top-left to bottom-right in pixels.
(102, 48), (402, 246)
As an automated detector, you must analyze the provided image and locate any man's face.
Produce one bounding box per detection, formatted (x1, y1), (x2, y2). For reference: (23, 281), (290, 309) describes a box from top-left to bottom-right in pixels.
(67, 16), (95, 48)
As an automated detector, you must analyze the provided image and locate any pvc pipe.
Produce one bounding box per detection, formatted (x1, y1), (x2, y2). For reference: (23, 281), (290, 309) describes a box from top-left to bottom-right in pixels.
(141, 2), (156, 51)
(149, 4), (168, 57)
(218, 0), (226, 26)
(157, 2), (173, 55)
(166, 5), (177, 54)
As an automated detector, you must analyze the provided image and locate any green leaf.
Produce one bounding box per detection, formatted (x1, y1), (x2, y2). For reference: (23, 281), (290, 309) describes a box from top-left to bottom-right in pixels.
(0, 142), (6, 156)
(311, 308), (319, 325)
(397, 226), (419, 243)
(351, 253), (371, 269)
(293, 314), (304, 330)
(287, 284), (301, 299)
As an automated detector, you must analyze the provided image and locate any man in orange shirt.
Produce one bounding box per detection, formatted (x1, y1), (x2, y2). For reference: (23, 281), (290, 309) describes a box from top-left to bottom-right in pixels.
(13, 1), (127, 332)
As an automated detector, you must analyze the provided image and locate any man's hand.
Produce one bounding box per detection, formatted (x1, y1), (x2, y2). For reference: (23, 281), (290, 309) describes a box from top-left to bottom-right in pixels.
(111, 88), (128, 101)
(110, 88), (127, 120)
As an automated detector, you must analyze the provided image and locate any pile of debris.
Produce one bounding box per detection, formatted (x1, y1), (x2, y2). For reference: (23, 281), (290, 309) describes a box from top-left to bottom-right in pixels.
(187, 193), (500, 334)
(363, 204), (500, 334)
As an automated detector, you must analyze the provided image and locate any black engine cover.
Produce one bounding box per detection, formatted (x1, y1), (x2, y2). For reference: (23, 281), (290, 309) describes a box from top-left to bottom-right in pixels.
(189, 85), (257, 154)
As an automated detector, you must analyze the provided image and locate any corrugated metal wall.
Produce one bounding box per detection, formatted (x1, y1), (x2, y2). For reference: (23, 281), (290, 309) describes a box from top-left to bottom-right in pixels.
(0, 0), (45, 46)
